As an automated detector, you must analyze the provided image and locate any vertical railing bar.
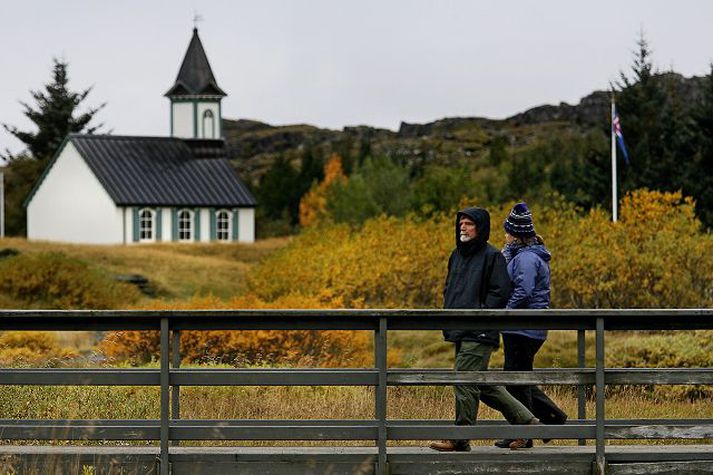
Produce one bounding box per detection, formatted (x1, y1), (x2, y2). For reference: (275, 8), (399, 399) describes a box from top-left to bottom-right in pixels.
(577, 329), (586, 446)
(595, 317), (606, 475)
(160, 318), (170, 475)
(171, 329), (181, 447)
(375, 317), (388, 475)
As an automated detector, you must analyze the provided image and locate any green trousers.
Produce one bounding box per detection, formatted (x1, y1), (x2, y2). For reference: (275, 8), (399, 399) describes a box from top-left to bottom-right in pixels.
(454, 341), (534, 441)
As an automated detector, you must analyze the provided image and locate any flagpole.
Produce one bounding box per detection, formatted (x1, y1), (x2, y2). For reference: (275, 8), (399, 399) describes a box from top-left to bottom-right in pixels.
(611, 94), (618, 223)
(0, 171), (4, 238)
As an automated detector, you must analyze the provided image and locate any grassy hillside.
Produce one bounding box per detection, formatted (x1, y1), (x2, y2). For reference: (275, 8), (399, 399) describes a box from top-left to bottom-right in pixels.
(0, 237), (289, 304)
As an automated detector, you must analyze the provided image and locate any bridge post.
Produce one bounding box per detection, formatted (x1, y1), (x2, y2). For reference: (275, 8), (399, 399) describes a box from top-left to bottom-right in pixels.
(595, 317), (606, 474)
(375, 317), (388, 475)
(171, 329), (181, 447)
(160, 317), (170, 475)
(577, 329), (586, 446)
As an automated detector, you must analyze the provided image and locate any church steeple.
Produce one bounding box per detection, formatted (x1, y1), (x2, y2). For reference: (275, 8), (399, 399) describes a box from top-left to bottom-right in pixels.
(166, 28), (226, 139)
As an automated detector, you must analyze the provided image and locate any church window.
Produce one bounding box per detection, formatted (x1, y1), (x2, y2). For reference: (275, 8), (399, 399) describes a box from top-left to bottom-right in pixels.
(178, 209), (193, 241)
(139, 208), (155, 242)
(202, 109), (215, 138)
(216, 210), (231, 241)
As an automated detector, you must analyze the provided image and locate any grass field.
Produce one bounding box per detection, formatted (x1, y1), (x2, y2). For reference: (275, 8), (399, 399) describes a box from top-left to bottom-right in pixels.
(1, 382), (711, 447)
(0, 237), (289, 301)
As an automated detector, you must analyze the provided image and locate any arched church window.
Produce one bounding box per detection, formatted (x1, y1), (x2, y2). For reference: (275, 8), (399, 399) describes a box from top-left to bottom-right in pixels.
(202, 109), (215, 138)
(216, 209), (231, 241)
(139, 208), (155, 242)
(178, 209), (194, 241)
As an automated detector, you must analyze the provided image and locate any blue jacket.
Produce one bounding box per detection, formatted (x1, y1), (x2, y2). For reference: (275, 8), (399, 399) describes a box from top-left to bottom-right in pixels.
(503, 244), (551, 340)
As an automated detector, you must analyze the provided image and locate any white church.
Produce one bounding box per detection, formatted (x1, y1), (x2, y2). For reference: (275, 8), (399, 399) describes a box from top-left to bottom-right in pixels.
(25, 28), (256, 244)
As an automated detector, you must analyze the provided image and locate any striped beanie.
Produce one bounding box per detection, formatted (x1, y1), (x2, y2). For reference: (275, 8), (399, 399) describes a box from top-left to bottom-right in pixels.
(504, 202), (536, 238)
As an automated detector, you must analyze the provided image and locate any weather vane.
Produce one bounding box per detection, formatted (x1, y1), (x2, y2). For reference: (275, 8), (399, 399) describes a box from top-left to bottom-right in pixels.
(193, 12), (204, 29)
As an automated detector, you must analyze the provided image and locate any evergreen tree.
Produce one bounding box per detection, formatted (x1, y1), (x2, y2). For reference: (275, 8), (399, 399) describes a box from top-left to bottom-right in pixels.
(297, 144), (325, 198)
(0, 155), (45, 236)
(1, 58), (105, 236)
(256, 157), (301, 224)
(690, 63), (713, 227)
(2, 58), (104, 161)
(615, 32), (664, 192)
(614, 32), (699, 197)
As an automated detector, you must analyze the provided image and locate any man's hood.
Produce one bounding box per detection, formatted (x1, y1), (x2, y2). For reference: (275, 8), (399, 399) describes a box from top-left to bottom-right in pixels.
(455, 207), (490, 255)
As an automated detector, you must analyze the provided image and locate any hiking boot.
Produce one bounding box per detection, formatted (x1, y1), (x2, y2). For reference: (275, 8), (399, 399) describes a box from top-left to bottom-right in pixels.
(509, 418), (541, 450)
(507, 438), (533, 449)
(429, 439), (471, 452)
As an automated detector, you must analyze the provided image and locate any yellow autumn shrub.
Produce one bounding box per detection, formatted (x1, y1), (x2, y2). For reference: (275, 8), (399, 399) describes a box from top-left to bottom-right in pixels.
(0, 331), (77, 366)
(100, 189), (713, 371)
(248, 214), (451, 308)
(250, 189), (713, 310)
(100, 294), (396, 368)
(0, 252), (140, 309)
(550, 189), (713, 308)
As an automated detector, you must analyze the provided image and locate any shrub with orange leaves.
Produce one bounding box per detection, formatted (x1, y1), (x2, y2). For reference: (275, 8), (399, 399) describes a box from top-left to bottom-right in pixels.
(299, 154), (347, 227)
(99, 294), (396, 368)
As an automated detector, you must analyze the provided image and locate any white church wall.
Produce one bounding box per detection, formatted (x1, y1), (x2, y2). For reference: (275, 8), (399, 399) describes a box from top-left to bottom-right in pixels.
(238, 207), (255, 243)
(172, 102), (195, 138)
(200, 207), (210, 242)
(27, 142), (123, 244)
(160, 207), (172, 242)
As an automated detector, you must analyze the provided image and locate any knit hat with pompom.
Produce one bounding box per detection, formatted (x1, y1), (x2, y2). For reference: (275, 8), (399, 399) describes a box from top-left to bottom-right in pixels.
(504, 202), (536, 238)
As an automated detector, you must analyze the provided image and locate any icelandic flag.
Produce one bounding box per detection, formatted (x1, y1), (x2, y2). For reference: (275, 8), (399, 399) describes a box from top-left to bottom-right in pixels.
(612, 105), (630, 165)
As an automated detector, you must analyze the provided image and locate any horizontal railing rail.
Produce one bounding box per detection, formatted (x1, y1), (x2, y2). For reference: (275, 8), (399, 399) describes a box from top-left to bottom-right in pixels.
(1, 309), (712, 475)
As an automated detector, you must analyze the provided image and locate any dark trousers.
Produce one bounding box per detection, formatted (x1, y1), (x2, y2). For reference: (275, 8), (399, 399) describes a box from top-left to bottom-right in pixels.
(502, 333), (567, 425)
(453, 341), (534, 446)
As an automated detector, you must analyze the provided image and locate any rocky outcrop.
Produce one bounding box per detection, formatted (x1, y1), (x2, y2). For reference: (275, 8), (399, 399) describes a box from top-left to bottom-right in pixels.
(221, 73), (708, 184)
(508, 73), (706, 127)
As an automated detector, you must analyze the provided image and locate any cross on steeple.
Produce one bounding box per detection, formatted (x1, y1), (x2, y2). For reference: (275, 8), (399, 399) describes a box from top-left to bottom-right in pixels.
(193, 12), (203, 30)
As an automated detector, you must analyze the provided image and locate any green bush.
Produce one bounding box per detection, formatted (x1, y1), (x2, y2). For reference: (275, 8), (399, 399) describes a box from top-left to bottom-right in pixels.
(0, 252), (140, 309)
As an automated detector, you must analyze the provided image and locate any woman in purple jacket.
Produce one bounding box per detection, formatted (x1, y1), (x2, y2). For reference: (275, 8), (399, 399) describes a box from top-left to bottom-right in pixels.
(495, 202), (567, 449)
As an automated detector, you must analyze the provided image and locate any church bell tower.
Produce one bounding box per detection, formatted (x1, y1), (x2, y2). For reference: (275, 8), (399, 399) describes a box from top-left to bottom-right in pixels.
(165, 28), (226, 139)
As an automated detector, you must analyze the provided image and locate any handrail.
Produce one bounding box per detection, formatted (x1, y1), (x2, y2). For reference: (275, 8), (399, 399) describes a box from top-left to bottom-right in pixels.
(1, 308), (712, 475)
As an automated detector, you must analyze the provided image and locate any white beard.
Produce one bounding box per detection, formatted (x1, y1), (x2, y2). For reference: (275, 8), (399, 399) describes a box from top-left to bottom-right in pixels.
(460, 233), (473, 243)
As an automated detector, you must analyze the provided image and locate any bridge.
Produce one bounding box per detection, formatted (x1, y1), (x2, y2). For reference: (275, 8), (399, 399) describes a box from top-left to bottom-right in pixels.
(0, 309), (712, 474)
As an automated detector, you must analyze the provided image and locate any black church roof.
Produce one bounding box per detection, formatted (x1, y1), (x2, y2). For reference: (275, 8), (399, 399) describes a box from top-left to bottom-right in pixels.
(52, 134), (255, 207)
(165, 28), (226, 97)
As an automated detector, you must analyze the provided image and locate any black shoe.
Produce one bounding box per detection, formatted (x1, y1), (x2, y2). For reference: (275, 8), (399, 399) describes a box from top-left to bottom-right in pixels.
(543, 415), (568, 444)
(494, 439), (514, 448)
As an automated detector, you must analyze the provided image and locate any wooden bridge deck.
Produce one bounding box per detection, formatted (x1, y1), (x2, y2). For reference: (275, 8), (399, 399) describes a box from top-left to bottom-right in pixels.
(1, 445), (712, 474)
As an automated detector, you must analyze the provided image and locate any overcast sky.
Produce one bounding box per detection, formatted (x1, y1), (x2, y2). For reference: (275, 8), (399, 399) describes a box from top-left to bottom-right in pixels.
(2, 0), (713, 158)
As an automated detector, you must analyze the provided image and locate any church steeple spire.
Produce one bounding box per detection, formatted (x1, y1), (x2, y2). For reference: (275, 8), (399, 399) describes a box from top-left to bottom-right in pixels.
(166, 28), (226, 139)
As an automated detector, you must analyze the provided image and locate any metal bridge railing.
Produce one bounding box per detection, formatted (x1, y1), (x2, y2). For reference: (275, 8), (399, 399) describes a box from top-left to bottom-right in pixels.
(1, 309), (713, 475)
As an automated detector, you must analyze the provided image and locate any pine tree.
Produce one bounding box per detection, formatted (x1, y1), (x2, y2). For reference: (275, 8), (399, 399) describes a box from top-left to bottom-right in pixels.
(256, 157), (301, 223)
(2, 58), (104, 161)
(690, 63), (713, 227)
(614, 32), (697, 195)
(1, 58), (105, 236)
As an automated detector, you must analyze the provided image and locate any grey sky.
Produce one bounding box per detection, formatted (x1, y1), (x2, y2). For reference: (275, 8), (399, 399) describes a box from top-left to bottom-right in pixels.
(2, 0), (713, 158)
